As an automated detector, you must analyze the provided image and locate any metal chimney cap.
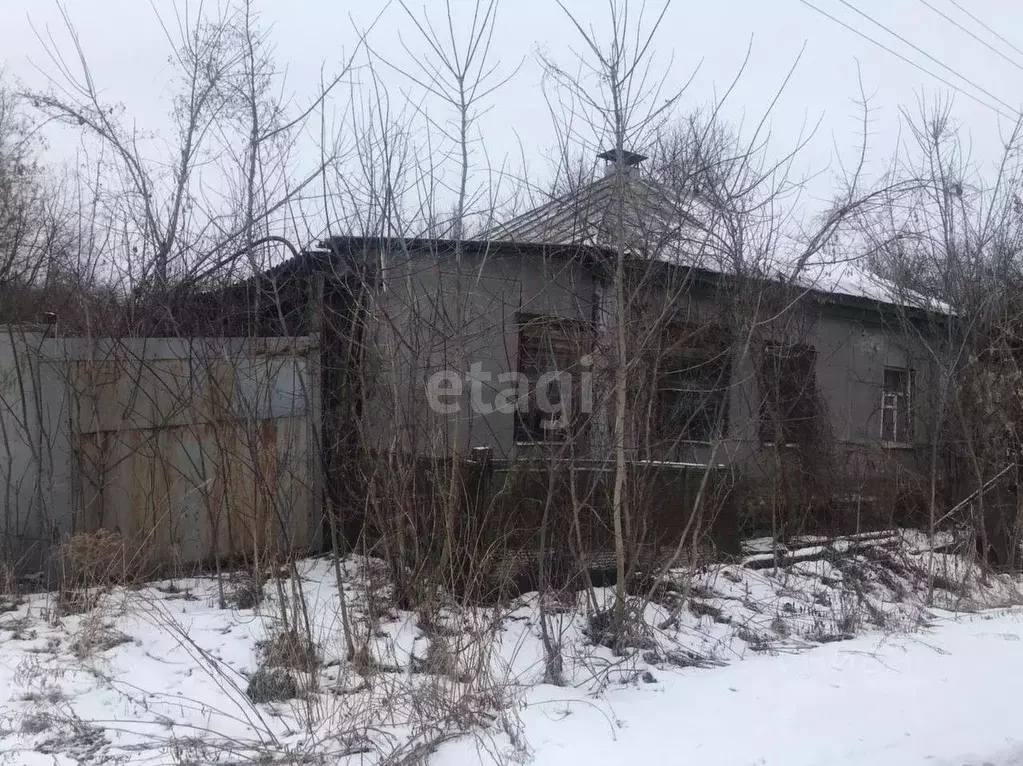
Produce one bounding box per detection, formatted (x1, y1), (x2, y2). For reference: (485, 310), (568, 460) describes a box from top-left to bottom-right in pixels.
(597, 149), (648, 167)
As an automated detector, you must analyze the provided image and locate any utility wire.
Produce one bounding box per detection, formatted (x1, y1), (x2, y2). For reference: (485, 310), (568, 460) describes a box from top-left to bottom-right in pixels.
(944, 0), (1023, 61)
(920, 0), (1023, 74)
(836, 0), (1020, 117)
(796, 0), (1013, 120)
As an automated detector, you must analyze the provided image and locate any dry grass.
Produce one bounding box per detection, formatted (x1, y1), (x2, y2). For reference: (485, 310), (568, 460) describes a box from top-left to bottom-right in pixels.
(220, 572), (264, 610)
(69, 621), (132, 658)
(257, 628), (319, 671)
(411, 636), (464, 680)
(19, 687), (66, 705)
(58, 530), (150, 589)
(245, 666), (298, 703)
(53, 588), (99, 618)
(20, 711), (53, 734)
(0, 556), (19, 595)
(0, 614), (34, 640)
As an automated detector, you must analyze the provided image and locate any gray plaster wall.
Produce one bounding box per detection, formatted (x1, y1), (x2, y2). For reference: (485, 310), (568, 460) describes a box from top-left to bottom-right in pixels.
(362, 247), (598, 458)
(360, 246), (943, 499)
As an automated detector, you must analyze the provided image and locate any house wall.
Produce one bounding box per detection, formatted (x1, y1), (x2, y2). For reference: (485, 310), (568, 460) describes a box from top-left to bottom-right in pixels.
(362, 246), (598, 459)
(730, 305), (940, 532)
(357, 246), (943, 525)
(815, 309), (937, 448)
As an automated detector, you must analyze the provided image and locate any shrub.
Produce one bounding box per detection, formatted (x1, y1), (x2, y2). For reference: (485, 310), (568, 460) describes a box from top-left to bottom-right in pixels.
(257, 628), (319, 671)
(58, 530), (149, 589)
(20, 712), (52, 735)
(246, 667), (298, 703)
(220, 573), (264, 610)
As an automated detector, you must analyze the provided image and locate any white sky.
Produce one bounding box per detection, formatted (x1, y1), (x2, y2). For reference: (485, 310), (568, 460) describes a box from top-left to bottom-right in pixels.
(2, 0), (1022, 234)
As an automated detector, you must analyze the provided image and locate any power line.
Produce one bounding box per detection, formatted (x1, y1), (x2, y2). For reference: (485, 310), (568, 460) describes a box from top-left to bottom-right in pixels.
(836, 0), (1020, 117)
(944, 0), (1023, 61)
(796, 0), (1014, 120)
(921, 0), (1023, 74)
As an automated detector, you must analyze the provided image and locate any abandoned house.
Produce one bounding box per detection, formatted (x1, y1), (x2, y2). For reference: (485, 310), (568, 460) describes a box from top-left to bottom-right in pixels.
(0, 151), (953, 577)
(241, 150), (950, 555)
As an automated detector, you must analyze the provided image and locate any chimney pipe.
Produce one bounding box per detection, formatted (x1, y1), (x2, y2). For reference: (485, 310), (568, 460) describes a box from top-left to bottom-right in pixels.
(597, 149), (648, 177)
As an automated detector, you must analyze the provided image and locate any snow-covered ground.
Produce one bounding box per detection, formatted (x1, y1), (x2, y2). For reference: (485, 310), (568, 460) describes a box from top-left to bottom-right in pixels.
(441, 608), (1023, 766)
(0, 531), (1021, 765)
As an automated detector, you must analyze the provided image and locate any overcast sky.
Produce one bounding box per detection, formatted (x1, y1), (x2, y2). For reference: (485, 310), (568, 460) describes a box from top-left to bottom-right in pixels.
(2, 0), (1022, 227)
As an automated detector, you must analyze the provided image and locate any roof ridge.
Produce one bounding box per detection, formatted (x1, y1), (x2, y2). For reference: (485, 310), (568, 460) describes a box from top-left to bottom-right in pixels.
(485, 172), (692, 250)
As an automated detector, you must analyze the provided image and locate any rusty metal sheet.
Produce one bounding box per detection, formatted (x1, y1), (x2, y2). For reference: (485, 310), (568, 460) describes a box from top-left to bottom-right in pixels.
(64, 337), (319, 568)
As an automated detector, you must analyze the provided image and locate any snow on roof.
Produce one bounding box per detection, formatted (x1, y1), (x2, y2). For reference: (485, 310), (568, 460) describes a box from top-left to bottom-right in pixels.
(798, 258), (949, 314)
(488, 173), (946, 315)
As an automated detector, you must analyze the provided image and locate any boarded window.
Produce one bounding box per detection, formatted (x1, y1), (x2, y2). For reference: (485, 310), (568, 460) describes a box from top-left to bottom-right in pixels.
(759, 342), (818, 444)
(515, 314), (590, 443)
(881, 367), (913, 443)
(655, 324), (731, 443)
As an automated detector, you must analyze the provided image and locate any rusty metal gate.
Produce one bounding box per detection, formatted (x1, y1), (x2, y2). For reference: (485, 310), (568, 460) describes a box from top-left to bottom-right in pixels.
(38, 336), (321, 568)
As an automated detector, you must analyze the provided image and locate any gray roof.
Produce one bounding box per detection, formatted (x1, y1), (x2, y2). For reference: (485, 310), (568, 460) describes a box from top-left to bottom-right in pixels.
(486, 172), (721, 266)
(487, 171), (946, 314)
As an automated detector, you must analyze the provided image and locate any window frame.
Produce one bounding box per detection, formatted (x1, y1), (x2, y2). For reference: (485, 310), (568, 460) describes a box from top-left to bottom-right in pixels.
(881, 366), (914, 447)
(758, 341), (819, 447)
(513, 312), (591, 445)
(653, 327), (733, 445)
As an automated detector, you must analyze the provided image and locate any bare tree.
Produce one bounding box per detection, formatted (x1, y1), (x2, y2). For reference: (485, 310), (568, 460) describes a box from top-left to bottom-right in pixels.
(541, 0), (683, 630)
(25, 1), (367, 309)
(860, 96), (1023, 570)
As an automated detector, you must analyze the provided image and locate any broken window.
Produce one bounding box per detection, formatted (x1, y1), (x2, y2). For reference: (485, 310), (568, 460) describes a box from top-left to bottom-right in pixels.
(759, 342), (818, 444)
(881, 367), (913, 444)
(514, 314), (590, 443)
(655, 324), (732, 444)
